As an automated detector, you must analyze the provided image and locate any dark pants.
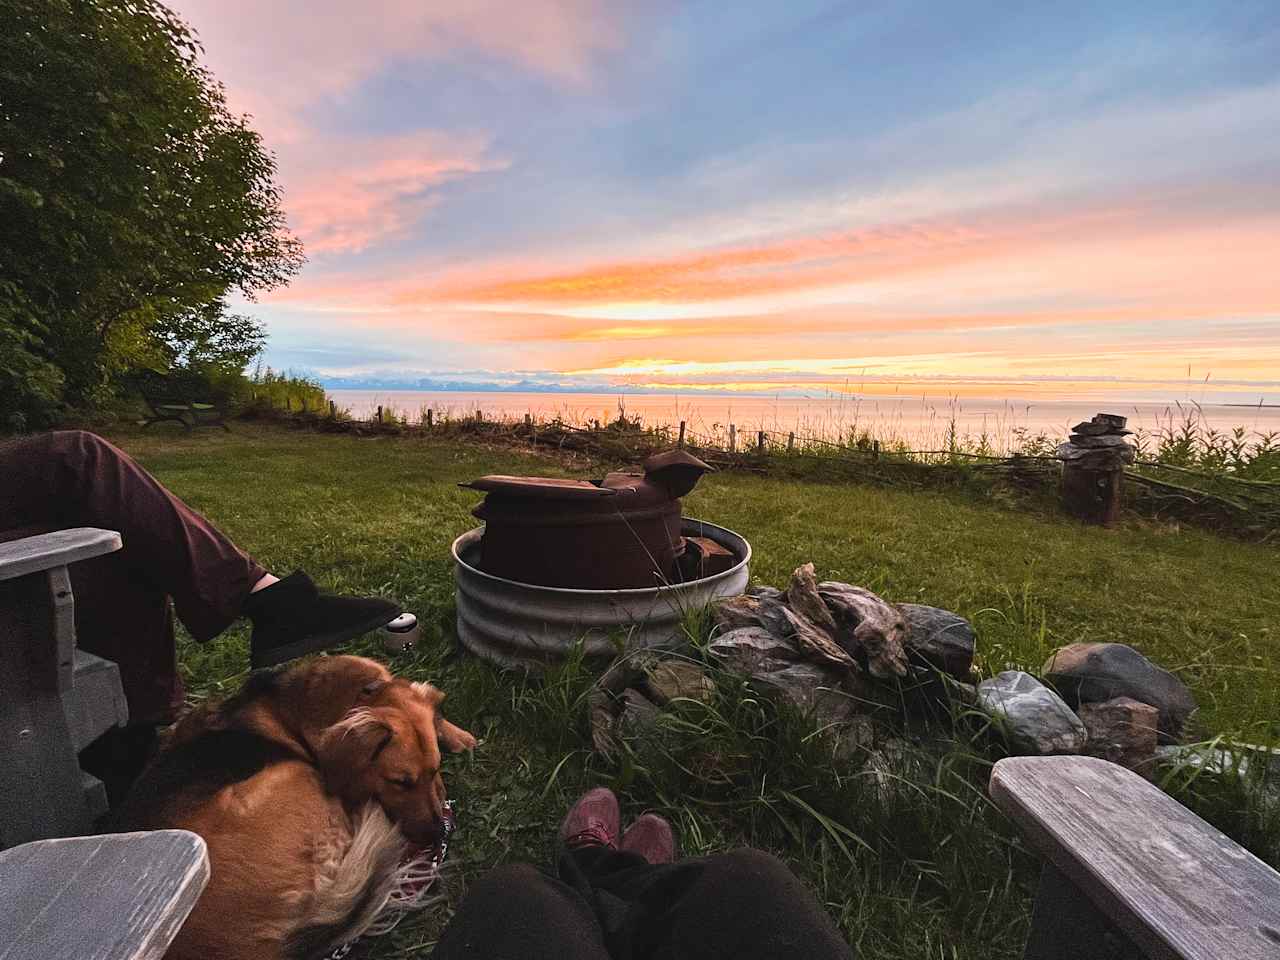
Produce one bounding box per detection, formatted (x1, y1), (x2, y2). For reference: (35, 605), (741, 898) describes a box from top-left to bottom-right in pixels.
(0, 430), (265, 723)
(433, 847), (856, 960)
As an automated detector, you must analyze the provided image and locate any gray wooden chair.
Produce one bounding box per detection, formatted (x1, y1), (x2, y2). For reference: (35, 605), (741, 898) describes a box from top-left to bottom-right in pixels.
(991, 755), (1280, 959)
(0, 528), (130, 849)
(0, 829), (209, 960)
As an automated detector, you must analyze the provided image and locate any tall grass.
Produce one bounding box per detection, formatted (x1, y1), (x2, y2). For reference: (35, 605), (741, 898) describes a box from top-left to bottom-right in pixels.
(242, 364), (328, 413)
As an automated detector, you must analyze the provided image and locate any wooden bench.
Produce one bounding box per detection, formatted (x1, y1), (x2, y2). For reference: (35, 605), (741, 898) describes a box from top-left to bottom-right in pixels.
(0, 528), (130, 848)
(141, 395), (230, 432)
(991, 755), (1280, 959)
(0, 830), (209, 960)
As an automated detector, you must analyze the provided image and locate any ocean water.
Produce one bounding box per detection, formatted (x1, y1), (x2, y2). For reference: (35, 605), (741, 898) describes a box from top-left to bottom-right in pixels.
(327, 390), (1280, 454)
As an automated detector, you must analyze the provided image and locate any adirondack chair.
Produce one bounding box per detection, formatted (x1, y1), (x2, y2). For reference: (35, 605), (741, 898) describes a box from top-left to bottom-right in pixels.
(991, 755), (1280, 960)
(0, 829), (209, 960)
(0, 528), (130, 849)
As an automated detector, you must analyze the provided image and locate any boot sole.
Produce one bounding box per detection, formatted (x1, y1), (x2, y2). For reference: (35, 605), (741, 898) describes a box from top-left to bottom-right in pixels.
(250, 607), (403, 669)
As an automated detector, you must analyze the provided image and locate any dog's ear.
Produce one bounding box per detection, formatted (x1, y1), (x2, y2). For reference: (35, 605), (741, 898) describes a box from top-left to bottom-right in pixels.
(316, 708), (393, 790)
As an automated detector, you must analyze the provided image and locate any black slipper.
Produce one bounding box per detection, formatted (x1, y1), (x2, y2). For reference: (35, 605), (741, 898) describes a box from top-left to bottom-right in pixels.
(244, 570), (401, 668)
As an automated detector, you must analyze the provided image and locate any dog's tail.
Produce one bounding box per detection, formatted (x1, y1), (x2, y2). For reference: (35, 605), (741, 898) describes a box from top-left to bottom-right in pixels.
(284, 803), (408, 960)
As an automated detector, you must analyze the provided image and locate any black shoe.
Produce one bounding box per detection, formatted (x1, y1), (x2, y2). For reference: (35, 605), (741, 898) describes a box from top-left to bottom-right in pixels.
(244, 571), (401, 668)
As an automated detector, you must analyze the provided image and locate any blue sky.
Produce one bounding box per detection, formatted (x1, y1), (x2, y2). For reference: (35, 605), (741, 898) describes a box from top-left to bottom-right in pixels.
(174, 0), (1280, 400)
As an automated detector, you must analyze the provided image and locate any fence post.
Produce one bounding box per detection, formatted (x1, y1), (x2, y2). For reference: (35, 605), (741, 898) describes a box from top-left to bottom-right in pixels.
(728, 424), (736, 453)
(873, 440), (881, 461)
(426, 408), (433, 428)
(376, 405), (383, 424)
(757, 430), (766, 453)
(524, 413), (532, 431)
(787, 432), (795, 452)
(1058, 412), (1132, 526)
(329, 400), (336, 418)
(476, 409), (483, 423)
(678, 421), (686, 449)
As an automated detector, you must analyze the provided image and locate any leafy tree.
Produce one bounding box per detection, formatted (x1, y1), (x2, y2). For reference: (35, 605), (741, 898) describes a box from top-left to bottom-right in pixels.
(0, 0), (303, 427)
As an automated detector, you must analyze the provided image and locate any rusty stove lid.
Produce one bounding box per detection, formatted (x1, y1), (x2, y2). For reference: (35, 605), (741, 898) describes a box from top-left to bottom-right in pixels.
(459, 476), (617, 500)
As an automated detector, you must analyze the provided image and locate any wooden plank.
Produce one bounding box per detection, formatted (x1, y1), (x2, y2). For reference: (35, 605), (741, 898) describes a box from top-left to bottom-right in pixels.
(0, 577), (89, 846)
(65, 650), (129, 751)
(0, 529), (122, 582)
(990, 755), (1280, 960)
(0, 831), (209, 960)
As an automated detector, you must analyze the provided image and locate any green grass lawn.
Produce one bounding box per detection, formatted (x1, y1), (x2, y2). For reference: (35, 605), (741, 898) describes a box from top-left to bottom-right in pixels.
(106, 423), (1280, 959)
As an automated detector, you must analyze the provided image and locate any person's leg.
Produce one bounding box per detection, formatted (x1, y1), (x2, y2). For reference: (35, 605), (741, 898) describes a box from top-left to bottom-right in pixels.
(1, 430), (266, 640)
(432, 863), (612, 960)
(0, 430), (400, 674)
(573, 846), (855, 960)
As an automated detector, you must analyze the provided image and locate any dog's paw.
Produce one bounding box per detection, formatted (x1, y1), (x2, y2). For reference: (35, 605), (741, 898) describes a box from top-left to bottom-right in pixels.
(441, 722), (479, 753)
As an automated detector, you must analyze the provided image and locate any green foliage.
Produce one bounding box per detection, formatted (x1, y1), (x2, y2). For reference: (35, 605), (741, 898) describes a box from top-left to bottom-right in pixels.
(0, 0), (302, 427)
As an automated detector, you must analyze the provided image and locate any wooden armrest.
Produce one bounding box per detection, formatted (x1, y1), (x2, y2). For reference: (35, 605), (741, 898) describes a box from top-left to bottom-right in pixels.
(0, 830), (209, 960)
(0, 528), (122, 582)
(990, 755), (1280, 960)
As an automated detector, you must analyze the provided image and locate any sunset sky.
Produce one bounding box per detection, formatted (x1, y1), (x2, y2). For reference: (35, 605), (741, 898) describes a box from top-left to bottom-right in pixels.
(172, 1), (1280, 401)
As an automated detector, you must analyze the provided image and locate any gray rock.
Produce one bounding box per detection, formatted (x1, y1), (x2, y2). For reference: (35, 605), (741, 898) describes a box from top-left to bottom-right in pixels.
(709, 626), (802, 677)
(646, 659), (715, 705)
(588, 688), (618, 757)
(1078, 697), (1159, 773)
(750, 660), (858, 727)
(1042, 643), (1197, 743)
(1056, 442), (1136, 466)
(1068, 434), (1131, 448)
(746, 584), (785, 601)
(786, 563), (839, 636)
(617, 687), (661, 737)
(817, 581), (909, 678)
(864, 737), (925, 802)
(975, 670), (1088, 755)
(898, 604), (975, 679)
(715, 594), (856, 672)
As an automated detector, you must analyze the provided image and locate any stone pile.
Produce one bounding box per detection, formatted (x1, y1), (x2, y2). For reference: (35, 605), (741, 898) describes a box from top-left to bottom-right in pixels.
(1056, 412), (1136, 469)
(589, 563), (977, 754)
(588, 564), (1202, 784)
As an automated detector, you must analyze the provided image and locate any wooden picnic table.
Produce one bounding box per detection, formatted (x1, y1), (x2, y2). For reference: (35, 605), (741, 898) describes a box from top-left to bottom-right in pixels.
(0, 830), (209, 960)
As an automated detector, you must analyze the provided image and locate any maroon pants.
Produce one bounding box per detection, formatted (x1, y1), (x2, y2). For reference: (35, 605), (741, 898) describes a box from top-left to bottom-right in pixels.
(0, 431), (266, 723)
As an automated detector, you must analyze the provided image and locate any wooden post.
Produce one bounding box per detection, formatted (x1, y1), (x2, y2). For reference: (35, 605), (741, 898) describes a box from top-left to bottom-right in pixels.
(1059, 412), (1130, 526)
(328, 400), (336, 418)
(476, 409), (483, 423)
(728, 424), (736, 453)
(873, 439), (881, 461)
(524, 413), (532, 431)
(426, 408), (433, 428)
(376, 405), (383, 424)
(787, 432), (795, 452)
(757, 430), (766, 453)
(678, 421), (686, 449)
(1061, 462), (1124, 525)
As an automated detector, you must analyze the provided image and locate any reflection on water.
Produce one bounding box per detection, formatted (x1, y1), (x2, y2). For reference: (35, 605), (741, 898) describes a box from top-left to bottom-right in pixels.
(327, 390), (1280, 455)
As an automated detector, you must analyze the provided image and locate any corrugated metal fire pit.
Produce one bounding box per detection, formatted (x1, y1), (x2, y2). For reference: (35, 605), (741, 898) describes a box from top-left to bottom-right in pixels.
(452, 518), (751, 670)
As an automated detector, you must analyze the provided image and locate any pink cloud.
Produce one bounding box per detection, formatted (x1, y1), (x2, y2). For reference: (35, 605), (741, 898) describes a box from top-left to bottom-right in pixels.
(167, 1), (624, 256)
(284, 131), (507, 254)
(171, 1), (628, 134)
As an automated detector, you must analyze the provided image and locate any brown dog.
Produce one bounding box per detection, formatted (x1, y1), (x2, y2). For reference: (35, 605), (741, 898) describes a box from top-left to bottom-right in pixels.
(119, 656), (476, 960)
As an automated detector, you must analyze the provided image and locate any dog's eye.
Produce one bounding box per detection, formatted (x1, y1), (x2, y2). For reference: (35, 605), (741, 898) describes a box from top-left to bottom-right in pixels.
(387, 776), (415, 789)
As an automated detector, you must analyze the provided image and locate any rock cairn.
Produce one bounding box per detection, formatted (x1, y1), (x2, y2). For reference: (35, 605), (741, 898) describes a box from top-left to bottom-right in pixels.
(1056, 412), (1136, 468)
(1056, 413), (1137, 525)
